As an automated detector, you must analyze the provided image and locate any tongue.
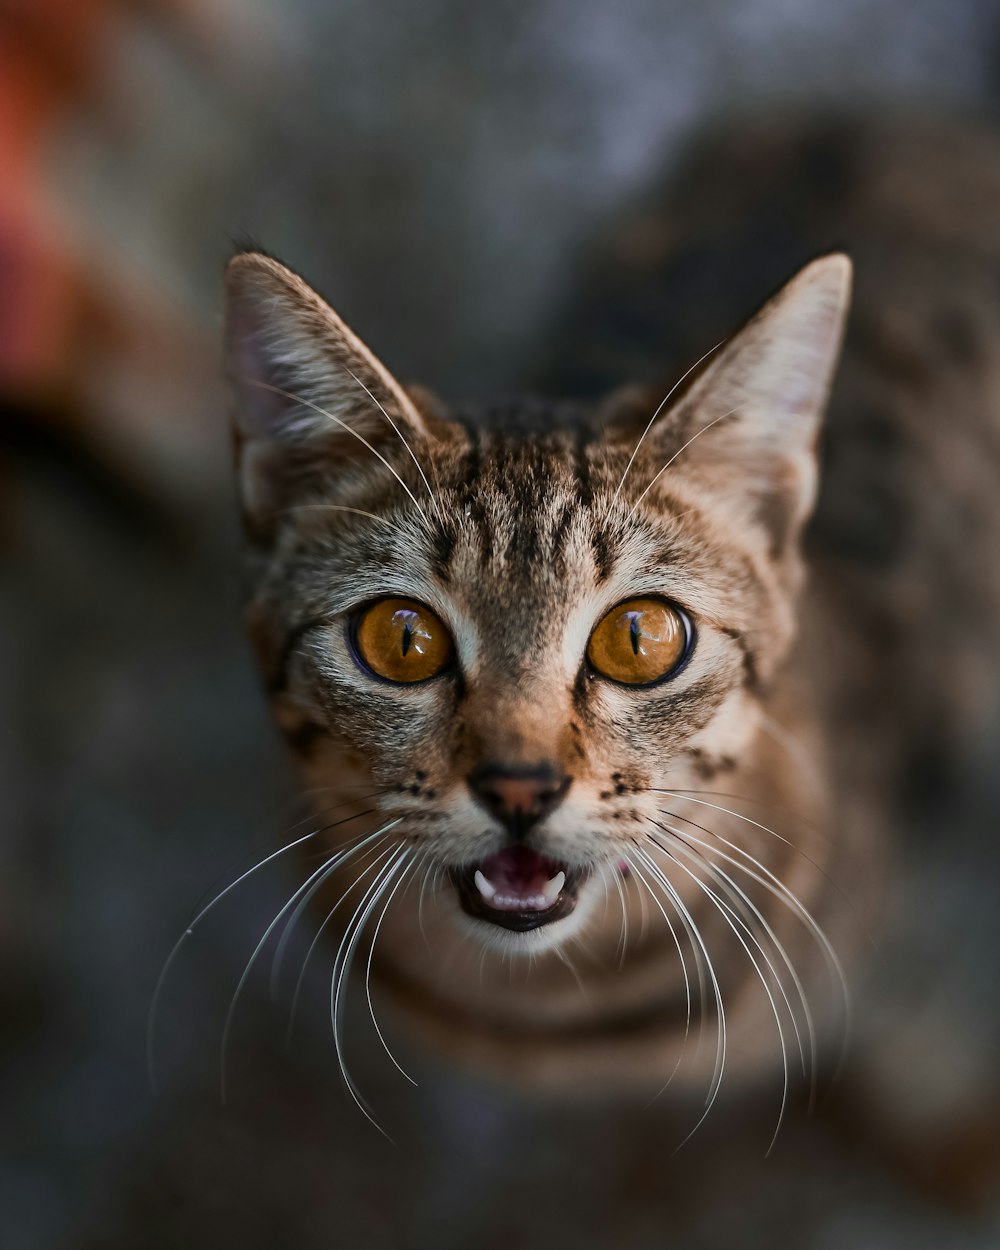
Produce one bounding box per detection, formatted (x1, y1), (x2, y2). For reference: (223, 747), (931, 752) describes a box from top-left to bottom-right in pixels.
(479, 845), (561, 893)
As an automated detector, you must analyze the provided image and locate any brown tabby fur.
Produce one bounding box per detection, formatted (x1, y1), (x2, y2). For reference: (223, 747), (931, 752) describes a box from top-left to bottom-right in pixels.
(222, 118), (1000, 1103)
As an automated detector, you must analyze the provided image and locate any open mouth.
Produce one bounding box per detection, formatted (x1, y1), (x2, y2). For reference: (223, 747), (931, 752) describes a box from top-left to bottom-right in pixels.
(452, 845), (585, 932)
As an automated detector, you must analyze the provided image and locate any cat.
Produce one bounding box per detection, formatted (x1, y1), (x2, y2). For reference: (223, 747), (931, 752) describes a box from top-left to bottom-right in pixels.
(222, 241), (877, 1119)
(220, 118), (1000, 1153)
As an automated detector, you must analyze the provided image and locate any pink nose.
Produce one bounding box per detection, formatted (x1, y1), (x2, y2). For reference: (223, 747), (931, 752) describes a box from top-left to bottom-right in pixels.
(490, 777), (548, 813)
(468, 763), (571, 836)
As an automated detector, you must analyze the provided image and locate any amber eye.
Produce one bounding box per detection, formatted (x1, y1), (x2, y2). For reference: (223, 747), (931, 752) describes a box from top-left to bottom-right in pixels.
(587, 597), (691, 686)
(352, 598), (454, 683)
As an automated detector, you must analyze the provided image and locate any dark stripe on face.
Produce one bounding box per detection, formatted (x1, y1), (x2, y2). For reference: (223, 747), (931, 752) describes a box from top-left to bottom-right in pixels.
(469, 495), (496, 566)
(573, 425), (594, 508)
(641, 675), (727, 734)
(572, 665), (597, 722)
(684, 746), (737, 780)
(551, 499), (577, 570)
(459, 426), (502, 566)
(430, 519), (457, 582)
(721, 626), (761, 694)
(507, 489), (543, 566)
(590, 523), (616, 584)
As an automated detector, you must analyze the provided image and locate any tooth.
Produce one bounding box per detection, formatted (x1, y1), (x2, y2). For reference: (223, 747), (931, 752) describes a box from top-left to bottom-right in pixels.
(474, 870), (496, 901)
(541, 871), (566, 905)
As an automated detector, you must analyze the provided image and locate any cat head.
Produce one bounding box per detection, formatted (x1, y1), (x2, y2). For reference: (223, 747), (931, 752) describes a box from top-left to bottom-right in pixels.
(224, 250), (850, 955)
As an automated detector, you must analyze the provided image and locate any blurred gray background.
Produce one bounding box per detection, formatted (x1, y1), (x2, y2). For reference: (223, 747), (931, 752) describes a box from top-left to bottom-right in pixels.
(3, 1), (1000, 1247)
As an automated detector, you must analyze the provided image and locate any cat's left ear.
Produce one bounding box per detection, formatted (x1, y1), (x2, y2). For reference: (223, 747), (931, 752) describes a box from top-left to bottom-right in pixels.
(224, 250), (433, 534)
(636, 254), (851, 554)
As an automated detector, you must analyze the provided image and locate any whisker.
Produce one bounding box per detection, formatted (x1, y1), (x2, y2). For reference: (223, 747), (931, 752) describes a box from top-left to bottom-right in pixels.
(396, 843), (430, 907)
(625, 403), (744, 520)
(220, 820), (402, 1101)
(343, 366), (444, 522)
(645, 832), (792, 1156)
(631, 843), (727, 1134)
(244, 788), (389, 847)
(631, 844), (709, 1055)
(285, 839), (401, 1049)
(608, 340), (724, 514)
(330, 849), (409, 1140)
(655, 800), (851, 1030)
(651, 827), (809, 1076)
(299, 784), (392, 802)
(622, 851), (692, 1099)
(629, 856), (651, 944)
(651, 789), (850, 904)
(654, 785), (825, 838)
(609, 862), (630, 967)
(600, 866), (611, 922)
(623, 851), (692, 1042)
(653, 817), (823, 1093)
(281, 504), (410, 540)
(147, 810), (368, 1094)
(248, 380), (430, 524)
(659, 811), (851, 1095)
(269, 820), (388, 998)
(363, 855), (419, 1086)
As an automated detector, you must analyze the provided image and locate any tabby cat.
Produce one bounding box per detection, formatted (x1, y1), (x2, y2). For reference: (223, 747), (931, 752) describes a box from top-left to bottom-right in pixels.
(224, 242), (876, 1117)
(219, 119), (1000, 1138)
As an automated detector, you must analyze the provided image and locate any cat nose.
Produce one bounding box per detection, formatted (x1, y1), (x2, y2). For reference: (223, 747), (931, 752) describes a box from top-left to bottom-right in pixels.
(468, 763), (572, 837)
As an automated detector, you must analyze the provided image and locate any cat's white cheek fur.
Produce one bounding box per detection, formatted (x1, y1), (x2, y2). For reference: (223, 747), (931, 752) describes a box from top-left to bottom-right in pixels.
(679, 687), (762, 770)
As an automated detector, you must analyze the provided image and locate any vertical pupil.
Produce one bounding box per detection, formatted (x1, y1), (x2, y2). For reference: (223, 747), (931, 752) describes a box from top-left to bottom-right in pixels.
(400, 615), (413, 657)
(628, 612), (641, 655)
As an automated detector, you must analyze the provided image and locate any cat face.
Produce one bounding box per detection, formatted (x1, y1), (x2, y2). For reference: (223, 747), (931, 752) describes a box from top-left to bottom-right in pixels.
(225, 252), (849, 957)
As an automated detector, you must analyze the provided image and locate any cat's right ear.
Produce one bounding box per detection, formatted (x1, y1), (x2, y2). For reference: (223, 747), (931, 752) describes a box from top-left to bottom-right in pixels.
(223, 250), (432, 535)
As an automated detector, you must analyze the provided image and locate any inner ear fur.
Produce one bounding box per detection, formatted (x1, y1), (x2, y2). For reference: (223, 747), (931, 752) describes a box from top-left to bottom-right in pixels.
(223, 250), (433, 533)
(618, 254), (852, 554)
